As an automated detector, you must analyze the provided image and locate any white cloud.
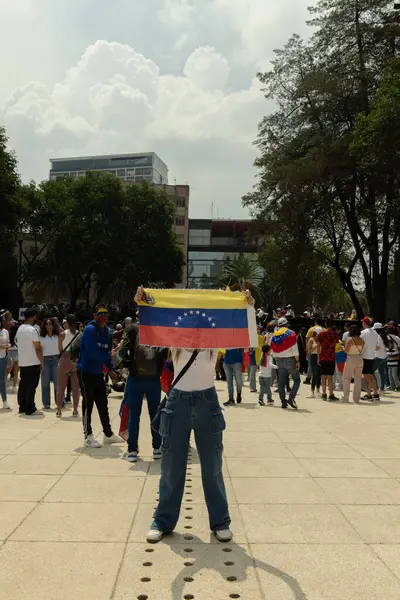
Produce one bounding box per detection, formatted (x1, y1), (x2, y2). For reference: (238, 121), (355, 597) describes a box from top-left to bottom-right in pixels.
(1, 40), (267, 217)
(0, 0), (313, 217)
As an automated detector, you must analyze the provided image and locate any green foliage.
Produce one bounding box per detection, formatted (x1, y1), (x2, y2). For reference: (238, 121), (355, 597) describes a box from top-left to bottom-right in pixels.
(244, 0), (400, 320)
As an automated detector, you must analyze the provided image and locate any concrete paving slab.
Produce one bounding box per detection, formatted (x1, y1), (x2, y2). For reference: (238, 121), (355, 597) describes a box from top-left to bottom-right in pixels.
(0, 502), (36, 541)
(299, 457), (389, 478)
(231, 477), (330, 504)
(0, 541), (124, 600)
(340, 505), (400, 543)
(44, 474), (144, 504)
(0, 474), (59, 502)
(114, 542), (263, 600)
(226, 456), (310, 478)
(252, 543), (400, 600)
(316, 477), (400, 504)
(68, 453), (151, 477)
(240, 504), (362, 543)
(10, 502), (136, 542)
(0, 454), (77, 475)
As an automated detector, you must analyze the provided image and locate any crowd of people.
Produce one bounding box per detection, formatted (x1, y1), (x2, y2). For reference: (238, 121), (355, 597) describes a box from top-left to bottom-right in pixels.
(1, 297), (400, 544)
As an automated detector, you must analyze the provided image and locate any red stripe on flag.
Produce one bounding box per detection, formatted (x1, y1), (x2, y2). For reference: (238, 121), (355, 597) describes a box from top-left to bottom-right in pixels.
(139, 326), (250, 349)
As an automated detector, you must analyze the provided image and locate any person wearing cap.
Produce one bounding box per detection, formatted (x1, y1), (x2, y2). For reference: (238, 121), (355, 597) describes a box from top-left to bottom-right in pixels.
(270, 317), (300, 409)
(372, 323), (387, 396)
(361, 317), (380, 401)
(15, 308), (44, 416)
(78, 304), (125, 448)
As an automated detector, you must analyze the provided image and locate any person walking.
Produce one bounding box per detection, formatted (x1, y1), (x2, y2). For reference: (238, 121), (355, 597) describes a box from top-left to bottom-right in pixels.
(0, 315), (11, 409)
(247, 348), (258, 393)
(306, 330), (322, 398)
(39, 318), (60, 410)
(270, 317), (300, 409)
(121, 322), (167, 463)
(78, 304), (124, 448)
(258, 344), (277, 405)
(297, 327), (308, 375)
(361, 317), (381, 401)
(223, 348), (243, 406)
(316, 320), (340, 401)
(342, 325), (365, 403)
(15, 308), (43, 416)
(6, 320), (19, 395)
(386, 340), (400, 391)
(141, 287), (256, 544)
(56, 314), (81, 418)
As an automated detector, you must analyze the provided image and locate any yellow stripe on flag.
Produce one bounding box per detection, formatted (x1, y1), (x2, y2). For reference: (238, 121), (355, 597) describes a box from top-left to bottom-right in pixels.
(138, 289), (247, 310)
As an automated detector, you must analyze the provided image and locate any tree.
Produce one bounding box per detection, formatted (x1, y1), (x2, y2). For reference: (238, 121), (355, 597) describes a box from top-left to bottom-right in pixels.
(0, 126), (24, 312)
(244, 0), (400, 320)
(218, 254), (263, 289)
(31, 173), (184, 309)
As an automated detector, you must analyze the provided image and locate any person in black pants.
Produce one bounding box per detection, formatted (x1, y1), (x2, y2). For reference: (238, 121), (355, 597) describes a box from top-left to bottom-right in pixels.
(15, 308), (44, 416)
(77, 304), (124, 448)
(297, 327), (308, 375)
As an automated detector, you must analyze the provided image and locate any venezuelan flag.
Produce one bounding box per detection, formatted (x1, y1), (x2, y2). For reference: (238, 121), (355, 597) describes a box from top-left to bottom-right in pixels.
(137, 289), (258, 349)
(335, 342), (347, 373)
(270, 327), (297, 353)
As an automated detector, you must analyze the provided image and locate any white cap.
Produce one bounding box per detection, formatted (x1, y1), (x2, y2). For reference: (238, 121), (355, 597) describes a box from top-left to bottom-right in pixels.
(373, 322), (383, 330)
(278, 317), (288, 326)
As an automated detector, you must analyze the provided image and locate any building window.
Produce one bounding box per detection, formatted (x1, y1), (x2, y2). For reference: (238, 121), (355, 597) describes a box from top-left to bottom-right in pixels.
(175, 197), (186, 208)
(175, 216), (185, 226)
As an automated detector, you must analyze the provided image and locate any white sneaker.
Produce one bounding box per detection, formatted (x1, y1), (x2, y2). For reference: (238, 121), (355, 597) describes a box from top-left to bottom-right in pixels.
(103, 433), (125, 444)
(2, 401), (10, 410)
(122, 451), (138, 463)
(85, 435), (101, 448)
(153, 449), (162, 460)
(307, 393), (315, 399)
(11, 386), (17, 394)
(215, 529), (233, 542)
(146, 528), (164, 543)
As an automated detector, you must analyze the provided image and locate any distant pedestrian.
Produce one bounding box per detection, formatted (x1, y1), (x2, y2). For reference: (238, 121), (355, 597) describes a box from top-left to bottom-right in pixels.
(223, 349), (244, 405)
(258, 344), (277, 406)
(316, 320), (340, 402)
(15, 308), (44, 416)
(270, 317), (300, 410)
(39, 318), (60, 410)
(0, 314), (11, 409)
(342, 325), (365, 403)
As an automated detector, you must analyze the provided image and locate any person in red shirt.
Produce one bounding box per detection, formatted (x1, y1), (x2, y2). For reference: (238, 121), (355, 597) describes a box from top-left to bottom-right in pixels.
(316, 320), (340, 401)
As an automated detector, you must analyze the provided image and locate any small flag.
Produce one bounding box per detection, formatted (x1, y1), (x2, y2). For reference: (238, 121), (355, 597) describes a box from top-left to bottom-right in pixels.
(137, 289), (257, 349)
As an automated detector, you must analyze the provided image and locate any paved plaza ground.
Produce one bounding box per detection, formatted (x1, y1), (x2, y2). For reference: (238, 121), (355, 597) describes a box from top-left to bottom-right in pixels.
(1, 380), (400, 599)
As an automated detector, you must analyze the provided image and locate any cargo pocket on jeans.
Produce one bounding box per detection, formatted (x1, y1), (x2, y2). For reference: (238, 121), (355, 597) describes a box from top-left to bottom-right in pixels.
(211, 410), (226, 469)
(159, 408), (173, 453)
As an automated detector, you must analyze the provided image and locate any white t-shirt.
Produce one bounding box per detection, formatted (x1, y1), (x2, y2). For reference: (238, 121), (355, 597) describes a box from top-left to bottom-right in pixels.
(259, 354), (278, 378)
(0, 329), (10, 359)
(375, 334), (387, 359)
(62, 329), (75, 350)
(361, 328), (379, 360)
(15, 324), (41, 367)
(40, 335), (59, 357)
(342, 331), (350, 343)
(172, 349), (216, 392)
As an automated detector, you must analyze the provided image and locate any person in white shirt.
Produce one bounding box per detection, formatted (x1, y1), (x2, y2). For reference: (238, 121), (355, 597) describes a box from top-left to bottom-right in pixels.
(0, 314), (11, 409)
(39, 318), (60, 409)
(372, 323), (388, 395)
(361, 317), (380, 401)
(258, 344), (278, 405)
(15, 308), (44, 416)
(270, 317), (300, 410)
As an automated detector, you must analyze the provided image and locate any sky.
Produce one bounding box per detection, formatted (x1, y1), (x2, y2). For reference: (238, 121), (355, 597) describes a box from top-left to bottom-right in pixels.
(0, 0), (313, 218)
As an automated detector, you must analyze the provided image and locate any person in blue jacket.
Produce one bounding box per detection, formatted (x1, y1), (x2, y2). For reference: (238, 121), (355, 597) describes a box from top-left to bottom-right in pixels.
(77, 304), (124, 448)
(223, 348), (244, 405)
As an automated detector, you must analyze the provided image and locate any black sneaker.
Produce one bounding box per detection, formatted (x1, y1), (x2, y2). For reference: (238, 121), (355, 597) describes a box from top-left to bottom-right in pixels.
(362, 394), (373, 401)
(267, 399), (274, 404)
(236, 393), (242, 404)
(304, 378), (311, 385)
(250, 389), (258, 393)
(224, 399), (235, 406)
(287, 398), (298, 410)
(258, 399), (266, 406)
(281, 403), (288, 409)
(321, 394), (327, 401)
(373, 394), (381, 402)
(328, 395), (339, 402)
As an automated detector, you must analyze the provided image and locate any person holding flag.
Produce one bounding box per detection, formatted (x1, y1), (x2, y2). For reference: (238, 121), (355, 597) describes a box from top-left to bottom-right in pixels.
(134, 286), (257, 544)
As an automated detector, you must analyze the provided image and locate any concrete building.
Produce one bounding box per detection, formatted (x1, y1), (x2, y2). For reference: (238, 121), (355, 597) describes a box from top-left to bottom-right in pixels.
(49, 152), (168, 185)
(188, 219), (258, 288)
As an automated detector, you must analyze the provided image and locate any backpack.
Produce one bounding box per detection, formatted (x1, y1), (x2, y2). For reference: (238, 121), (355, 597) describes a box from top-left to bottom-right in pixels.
(69, 333), (82, 363)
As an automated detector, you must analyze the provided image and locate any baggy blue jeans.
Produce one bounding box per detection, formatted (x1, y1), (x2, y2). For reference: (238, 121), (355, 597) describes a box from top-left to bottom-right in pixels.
(41, 355), (59, 408)
(259, 376), (273, 401)
(276, 356), (301, 406)
(248, 365), (257, 391)
(223, 363), (243, 399)
(152, 386), (230, 533)
(125, 375), (162, 452)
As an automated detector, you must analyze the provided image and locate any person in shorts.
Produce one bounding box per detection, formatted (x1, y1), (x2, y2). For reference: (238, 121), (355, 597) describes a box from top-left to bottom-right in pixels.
(317, 320), (340, 401)
(361, 317), (380, 401)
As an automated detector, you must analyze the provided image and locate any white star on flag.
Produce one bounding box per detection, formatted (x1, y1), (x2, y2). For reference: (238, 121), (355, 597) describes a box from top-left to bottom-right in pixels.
(178, 316), (182, 321)
(190, 310), (193, 315)
(175, 321), (179, 326)
(196, 311), (200, 315)
(212, 323), (216, 327)
(184, 313), (188, 317)
(208, 317), (212, 321)
(202, 313), (206, 317)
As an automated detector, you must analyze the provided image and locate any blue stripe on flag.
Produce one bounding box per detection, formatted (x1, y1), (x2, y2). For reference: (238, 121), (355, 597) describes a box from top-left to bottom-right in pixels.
(139, 306), (248, 329)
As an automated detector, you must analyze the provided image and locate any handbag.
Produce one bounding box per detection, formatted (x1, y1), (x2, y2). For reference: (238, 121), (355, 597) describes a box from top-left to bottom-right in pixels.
(151, 350), (199, 432)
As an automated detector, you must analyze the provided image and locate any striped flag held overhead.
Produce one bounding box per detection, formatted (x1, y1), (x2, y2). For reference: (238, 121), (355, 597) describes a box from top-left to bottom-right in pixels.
(137, 289), (258, 349)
